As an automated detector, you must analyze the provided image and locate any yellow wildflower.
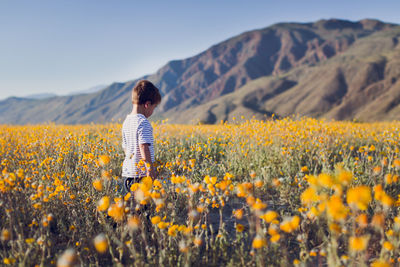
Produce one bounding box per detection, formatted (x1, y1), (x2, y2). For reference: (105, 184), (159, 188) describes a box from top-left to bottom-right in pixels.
(97, 196), (110, 212)
(349, 235), (369, 252)
(252, 235), (267, 249)
(94, 234), (108, 253)
(98, 155), (110, 166)
(327, 195), (348, 221)
(301, 187), (319, 206)
(236, 224), (244, 232)
(260, 211), (278, 223)
(92, 179), (103, 191)
(346, 185), (371, 210)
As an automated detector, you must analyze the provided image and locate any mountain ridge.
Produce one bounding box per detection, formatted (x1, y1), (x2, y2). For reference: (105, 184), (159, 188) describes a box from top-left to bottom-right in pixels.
(1, 18), (399, 124)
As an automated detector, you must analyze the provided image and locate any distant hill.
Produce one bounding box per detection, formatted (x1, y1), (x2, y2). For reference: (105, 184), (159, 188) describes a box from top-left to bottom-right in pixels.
(24, 93), (58, 100)
(1, 18), (399, 124)
(66, 84), (108, 96)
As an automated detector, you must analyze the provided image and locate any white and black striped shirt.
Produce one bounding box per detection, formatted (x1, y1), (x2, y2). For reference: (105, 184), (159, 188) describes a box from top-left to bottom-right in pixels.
(121, 113), (154, 177)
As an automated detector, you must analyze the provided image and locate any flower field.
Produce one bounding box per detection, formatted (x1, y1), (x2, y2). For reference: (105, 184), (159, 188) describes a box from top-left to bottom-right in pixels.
(1, 117), (400, 266)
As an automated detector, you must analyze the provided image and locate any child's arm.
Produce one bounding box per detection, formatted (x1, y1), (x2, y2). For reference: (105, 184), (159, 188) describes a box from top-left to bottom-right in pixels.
(139, 143), (156, 179)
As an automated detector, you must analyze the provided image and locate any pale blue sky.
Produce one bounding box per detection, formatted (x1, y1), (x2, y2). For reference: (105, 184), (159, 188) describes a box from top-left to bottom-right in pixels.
(1, 0), (399, 100)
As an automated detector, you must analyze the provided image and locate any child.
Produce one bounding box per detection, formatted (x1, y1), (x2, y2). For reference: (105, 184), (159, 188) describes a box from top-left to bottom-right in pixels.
(121, 80), (161, 194)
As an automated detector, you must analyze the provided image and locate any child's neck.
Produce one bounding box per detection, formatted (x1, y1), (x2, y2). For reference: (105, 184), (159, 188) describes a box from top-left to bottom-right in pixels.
(131, 104), (145, 116)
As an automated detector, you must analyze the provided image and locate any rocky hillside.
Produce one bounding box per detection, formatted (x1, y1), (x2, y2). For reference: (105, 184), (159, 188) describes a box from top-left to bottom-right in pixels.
(1, 19), (399, 124)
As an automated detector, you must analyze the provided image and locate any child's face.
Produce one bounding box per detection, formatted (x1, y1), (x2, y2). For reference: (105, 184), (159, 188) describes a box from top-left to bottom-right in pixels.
(144, 102), (158, 118)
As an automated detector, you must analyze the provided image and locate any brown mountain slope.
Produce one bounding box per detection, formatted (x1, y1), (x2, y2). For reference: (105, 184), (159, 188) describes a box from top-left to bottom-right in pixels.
(163, 26), (400, 123)
(149, 19), (396, 113)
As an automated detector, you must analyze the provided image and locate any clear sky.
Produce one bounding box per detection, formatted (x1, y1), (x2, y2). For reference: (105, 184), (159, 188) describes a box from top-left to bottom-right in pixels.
(1, 0), (400, 100)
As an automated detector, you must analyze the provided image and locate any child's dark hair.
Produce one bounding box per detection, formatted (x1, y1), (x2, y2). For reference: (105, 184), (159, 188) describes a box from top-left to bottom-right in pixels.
(131, 80), (162, 105)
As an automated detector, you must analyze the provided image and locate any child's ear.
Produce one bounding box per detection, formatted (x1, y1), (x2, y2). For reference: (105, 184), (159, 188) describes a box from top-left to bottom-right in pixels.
(144, 101), (151, 108)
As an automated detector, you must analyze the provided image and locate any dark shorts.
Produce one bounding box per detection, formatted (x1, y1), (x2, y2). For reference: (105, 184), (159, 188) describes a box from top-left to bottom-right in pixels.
(121, 176), (144, 195)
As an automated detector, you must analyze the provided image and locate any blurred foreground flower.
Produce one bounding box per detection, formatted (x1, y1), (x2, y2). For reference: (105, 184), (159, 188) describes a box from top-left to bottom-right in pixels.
(252, 235), (267, 249)
(98, 155), (110, 166)
(349, 235), (369, 252)
(94, 234), (108, 253)
(57, 248), (77, 267)
(97, 196), (110, 212)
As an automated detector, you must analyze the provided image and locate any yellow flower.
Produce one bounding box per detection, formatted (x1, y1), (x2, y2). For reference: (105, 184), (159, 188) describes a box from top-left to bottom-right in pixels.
(305, 175), (318, 186)
(381, 193), (394, 208)
(318, 173), (334, 188)
(107, 202), (125, 222)
(356, 214), (368, 228)
(327, 195), (348, 221)
(252, 235), (267, 249)
(394, 216), (400, 228)
(307, 206), (320, 219)
(140, 176), (153, 193)
(272, 178), (281, 187)
(290, 216), (300, 230)
(301, 166), (308, 173)
(373, 166), (382, 175)
(280, 216), (300, 233)
(236, 224), (244, 232)
(337, 169), (352, 185)
(92, 179), (103, 191)
(329, 223), (341, 234)
(251, 198), (267, 211)
(246, 196), (255, 205)
(268, 225), (279, 236)
(371, 213), (385, 229)
(349, 235), (369, 252)
(383, 241), (394, 251)
(254, 179), (264, 188)
(57, 248), (77, 267)
(193, 237), (202, 246)
(374, 184), (383, 200)
(168, 225), (179, 237)
(179, 241), (188, 253)
(151, 216), (161, 225)
(346, 185), (371, 210)
(130, 183), (140, 192)
(98, 155), (110, 166)
(301, 187), (319, 206)
(393, 159), (400, 168)
(127, 215), (140, 231)
(1, 229), (11, 242)
(371, 259), (391, 267)
(233, 209), (243, 219)
(260, 211), (278, 223)
(157, 221), (168, 229)
(270, 234), (280, 243)
(94, 234), (108, 253)
(384, 174), (393, 184)
(25, 238), (35, 244)
(97, 196), (110, 212)
(3, 258), (16, 265)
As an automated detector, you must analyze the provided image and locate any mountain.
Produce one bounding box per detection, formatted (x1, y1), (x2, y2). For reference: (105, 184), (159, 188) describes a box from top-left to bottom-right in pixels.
(66, 84), (108, 96)
(1, 18), (399, 124)
(23, 93), (58, 100)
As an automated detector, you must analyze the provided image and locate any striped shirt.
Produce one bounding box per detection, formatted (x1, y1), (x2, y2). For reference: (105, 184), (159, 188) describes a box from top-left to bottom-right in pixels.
(121, 113), (154, 177)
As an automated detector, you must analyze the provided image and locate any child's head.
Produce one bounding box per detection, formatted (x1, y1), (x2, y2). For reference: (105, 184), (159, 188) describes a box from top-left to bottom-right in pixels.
(131, 80), (161, 117)
(132, 80), (161, 105)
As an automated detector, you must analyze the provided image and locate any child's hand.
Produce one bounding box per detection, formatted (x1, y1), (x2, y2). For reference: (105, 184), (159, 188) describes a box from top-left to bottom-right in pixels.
(139, 143), (156, 179)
